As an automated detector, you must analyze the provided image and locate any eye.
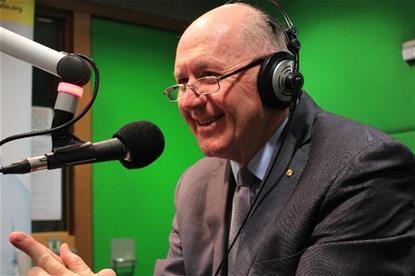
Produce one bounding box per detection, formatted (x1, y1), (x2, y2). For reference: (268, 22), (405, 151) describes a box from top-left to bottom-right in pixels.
(200, 71), (219, 78)
(176, 77), (188, 85)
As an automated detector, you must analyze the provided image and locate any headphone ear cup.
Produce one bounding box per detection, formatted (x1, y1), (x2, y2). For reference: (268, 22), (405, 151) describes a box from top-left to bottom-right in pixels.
(257, 52), (297, 109)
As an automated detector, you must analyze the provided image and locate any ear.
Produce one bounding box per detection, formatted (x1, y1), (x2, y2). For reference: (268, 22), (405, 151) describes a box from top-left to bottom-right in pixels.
(257, 51), (302, 109)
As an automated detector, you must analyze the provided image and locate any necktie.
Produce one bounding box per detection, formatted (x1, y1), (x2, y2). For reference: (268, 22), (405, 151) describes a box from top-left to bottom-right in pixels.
(228, 167), (258, 275)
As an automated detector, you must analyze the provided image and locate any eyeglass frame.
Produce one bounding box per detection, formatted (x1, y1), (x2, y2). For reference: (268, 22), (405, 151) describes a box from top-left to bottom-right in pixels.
(163, 56), (265, 102)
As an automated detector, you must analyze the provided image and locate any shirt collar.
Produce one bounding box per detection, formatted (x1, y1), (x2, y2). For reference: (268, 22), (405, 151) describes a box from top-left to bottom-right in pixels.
(231, 117), (288, 183)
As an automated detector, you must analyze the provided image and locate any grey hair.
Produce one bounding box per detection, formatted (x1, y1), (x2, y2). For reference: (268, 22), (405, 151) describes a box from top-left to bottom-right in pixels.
(230, 3), (289, 55)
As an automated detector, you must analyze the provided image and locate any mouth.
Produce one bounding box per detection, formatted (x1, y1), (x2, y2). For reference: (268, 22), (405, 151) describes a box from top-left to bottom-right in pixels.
(196, 114), (224, 126)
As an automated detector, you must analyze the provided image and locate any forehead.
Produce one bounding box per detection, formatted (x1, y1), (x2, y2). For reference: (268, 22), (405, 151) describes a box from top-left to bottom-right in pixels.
(174, 47), (228, 76)
(174, 28), (245, 76)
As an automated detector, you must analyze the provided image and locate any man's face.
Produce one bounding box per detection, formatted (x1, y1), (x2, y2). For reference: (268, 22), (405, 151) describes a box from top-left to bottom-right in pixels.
(174, 14), (282, 164)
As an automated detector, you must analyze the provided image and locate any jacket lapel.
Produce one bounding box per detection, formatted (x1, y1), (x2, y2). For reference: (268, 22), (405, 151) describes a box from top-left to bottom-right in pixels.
(235, 92), (320, 274)
(254, 92), (317, 208)
(205, 160), (233, 275)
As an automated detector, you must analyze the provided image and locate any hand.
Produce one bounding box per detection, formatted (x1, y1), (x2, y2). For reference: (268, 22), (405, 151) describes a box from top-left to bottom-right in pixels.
(9, 231), (115, 276)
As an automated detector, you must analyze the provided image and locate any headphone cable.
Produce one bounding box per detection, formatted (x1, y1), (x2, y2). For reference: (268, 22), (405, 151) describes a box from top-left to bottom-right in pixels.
(213, 89), (302, 276)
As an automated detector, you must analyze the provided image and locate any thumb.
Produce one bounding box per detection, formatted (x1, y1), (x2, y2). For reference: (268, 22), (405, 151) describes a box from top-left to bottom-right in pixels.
(60, 243), (94, 275)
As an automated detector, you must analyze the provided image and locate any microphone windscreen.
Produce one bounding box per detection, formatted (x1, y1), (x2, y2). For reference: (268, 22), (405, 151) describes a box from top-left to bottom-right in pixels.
(113, 121), (165, 169)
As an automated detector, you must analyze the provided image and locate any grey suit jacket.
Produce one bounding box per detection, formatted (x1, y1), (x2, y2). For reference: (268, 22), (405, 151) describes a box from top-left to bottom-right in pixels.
(155, 93), (415, 275)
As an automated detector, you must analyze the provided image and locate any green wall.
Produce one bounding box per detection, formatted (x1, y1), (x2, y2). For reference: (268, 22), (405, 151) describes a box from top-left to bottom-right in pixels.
(91, 19), (203, 275)
(91, 1), (414, 275)
(278, 0), (415, 151)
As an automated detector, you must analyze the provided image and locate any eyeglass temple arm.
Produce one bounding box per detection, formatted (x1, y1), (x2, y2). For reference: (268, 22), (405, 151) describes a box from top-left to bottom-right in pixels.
(218, 57), (264, 80)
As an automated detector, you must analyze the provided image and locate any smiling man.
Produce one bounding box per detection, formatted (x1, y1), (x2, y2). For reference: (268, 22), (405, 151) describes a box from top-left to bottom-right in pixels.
(9, 3), (415, 276)
(155, 3), (415, 275)
(172, 7), (286, 165)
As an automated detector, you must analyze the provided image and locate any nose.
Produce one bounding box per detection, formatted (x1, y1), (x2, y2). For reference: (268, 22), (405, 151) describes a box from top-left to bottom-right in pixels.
(178, 85), (207, 110)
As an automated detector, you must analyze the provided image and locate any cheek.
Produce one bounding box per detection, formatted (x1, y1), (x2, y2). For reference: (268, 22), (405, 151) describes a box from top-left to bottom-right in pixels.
(228, 83), (263, 116)
(229, 91), (266, 135)
(178, 105), (195, 130)
(178, 104), (186, 119)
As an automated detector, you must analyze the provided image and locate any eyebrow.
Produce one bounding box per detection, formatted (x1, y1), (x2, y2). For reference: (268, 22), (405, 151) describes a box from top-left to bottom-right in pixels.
(174, 61), (223, 80)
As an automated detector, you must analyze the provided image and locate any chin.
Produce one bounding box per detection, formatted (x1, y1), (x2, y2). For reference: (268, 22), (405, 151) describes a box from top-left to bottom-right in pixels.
(198, 141), (229, 159)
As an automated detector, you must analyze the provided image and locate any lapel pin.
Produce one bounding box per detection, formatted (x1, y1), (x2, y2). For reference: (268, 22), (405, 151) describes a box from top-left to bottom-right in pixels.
(286, 169), (294, 177)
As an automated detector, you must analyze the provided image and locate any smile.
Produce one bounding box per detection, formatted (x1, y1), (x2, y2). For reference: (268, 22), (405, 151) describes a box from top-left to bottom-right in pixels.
(197, 114), (224, 126)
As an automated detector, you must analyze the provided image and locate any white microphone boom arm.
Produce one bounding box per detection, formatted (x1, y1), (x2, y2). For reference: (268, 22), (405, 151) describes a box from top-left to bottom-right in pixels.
(0, 26), (90, 85)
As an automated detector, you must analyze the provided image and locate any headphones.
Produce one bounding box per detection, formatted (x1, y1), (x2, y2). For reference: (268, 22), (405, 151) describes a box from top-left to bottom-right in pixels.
(255, 0), (304, 109)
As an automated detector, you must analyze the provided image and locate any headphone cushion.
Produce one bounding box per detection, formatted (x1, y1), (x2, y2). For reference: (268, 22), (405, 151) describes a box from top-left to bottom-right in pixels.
(257, 51), (295, 109)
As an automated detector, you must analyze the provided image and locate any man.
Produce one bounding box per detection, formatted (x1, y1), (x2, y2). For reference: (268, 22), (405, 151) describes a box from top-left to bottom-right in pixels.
(9, 3), (415, 276)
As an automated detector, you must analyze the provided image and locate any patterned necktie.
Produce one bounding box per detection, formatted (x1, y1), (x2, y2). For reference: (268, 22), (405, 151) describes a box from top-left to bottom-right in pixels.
(228, 167), (258, 275)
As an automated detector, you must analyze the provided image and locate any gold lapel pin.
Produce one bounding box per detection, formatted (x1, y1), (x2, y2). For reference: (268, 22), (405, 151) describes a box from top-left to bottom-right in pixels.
(286, 169), (294, 177)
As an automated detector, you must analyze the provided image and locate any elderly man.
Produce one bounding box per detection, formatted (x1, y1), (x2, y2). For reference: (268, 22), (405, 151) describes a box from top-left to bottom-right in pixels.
(10, 3), (415, 276)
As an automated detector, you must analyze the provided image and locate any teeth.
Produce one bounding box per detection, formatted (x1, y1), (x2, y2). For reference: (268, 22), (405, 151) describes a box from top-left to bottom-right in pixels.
(198, 115), (222, 126)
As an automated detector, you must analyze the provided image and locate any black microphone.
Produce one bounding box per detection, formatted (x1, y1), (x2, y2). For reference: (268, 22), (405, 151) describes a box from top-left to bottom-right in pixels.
(0, 121), (164, 174)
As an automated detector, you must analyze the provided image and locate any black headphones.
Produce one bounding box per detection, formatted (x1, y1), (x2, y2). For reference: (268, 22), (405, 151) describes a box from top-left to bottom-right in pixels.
(256, 0), (304, 109)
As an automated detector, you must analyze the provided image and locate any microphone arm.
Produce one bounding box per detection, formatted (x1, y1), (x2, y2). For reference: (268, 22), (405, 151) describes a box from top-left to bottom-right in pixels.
(0, 26), (100, 149)
(0, 26), (91, 85)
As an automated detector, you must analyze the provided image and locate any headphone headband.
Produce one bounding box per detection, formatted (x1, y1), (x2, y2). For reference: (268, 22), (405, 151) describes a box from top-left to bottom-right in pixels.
(255, 0), (304, 108)
(227, 0), (304, 109)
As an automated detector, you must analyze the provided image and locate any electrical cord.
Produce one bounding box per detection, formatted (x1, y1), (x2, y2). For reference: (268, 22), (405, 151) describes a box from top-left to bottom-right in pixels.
(213, 0), (303, 273)
(0, 54), (99, 148)
(213, 90), (302, 276)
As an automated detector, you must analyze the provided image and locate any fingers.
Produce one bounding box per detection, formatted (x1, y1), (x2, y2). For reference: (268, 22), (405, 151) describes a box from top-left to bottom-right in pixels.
(97, 268), (117, 276)
(60, 243), (94, 275)
(28, 266), (51, 276)
(60, 244), (115, 276)
(9, 231), (68, 275)
(10, 232), (113, 276)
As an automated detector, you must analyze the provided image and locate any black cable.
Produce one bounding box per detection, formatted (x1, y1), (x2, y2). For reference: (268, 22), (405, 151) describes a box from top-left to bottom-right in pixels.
(213, 90), (301, 276)
(0, 54), (99, 147)
(213, 1), (302, 273)
(269, 0), (293, 27)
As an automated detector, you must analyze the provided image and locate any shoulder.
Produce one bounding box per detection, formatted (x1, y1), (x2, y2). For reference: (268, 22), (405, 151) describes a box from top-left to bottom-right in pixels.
(298, 93), (410, 156)
(179, 157), (227, 186)
(311, 110), (412, 159)
(187, 156), (227, 172)
(300, 106), (415, 194)
(173, 157), (228, 200)
(179, 157), (227, 183)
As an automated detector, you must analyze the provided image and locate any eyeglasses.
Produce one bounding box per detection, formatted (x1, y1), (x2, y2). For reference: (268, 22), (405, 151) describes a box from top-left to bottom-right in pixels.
(163, 57), (265, 102)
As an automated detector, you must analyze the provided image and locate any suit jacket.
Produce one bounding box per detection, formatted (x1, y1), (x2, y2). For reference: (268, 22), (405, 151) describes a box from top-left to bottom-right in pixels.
(154, 93), (415, 275)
